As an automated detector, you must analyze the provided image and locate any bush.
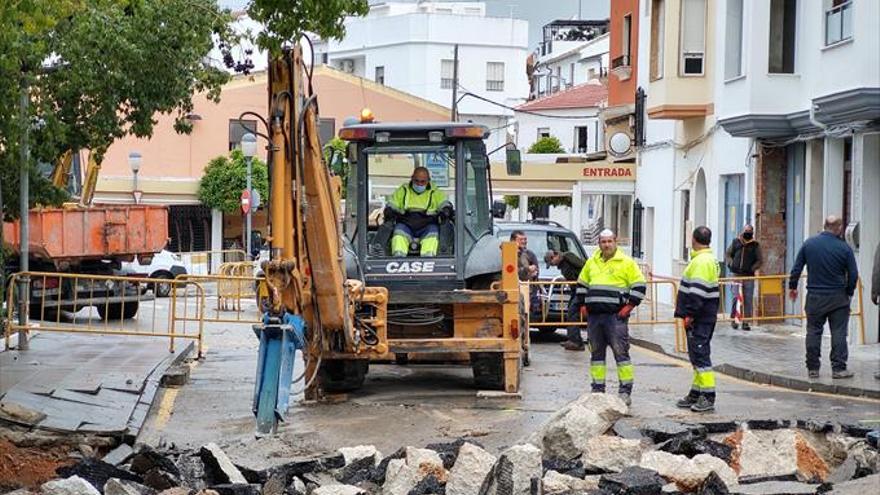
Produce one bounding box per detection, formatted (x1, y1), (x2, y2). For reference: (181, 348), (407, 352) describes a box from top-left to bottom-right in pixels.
(198, 149), (269, 214)
(528, 136), (564, 154)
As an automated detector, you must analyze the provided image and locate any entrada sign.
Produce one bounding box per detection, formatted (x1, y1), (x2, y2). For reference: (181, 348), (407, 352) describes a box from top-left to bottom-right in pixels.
(582, 165), (635, 179)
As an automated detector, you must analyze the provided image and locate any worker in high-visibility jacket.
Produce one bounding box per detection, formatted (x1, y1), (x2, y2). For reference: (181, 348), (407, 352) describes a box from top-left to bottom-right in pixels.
(385, 167), (453, 257)
(577, 229), (646, 406)
(674, 226), (721, 413)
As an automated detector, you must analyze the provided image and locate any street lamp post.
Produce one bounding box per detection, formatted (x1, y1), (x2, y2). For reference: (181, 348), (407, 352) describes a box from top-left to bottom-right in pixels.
(129, 151), (142, 204)
(241, 133), (257, 258)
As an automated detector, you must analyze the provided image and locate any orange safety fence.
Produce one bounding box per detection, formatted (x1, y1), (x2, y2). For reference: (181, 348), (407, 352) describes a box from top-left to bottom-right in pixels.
(4, 271), (206, 357)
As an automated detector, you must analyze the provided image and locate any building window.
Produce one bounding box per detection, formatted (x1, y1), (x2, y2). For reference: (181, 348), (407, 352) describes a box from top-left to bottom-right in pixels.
(575, 126), (590, 153)
(588, 67), (596, 80)
(555, 65), (562, 91)
(623, 14), (633, 62)
(375, 66), (385, 85)
(537, 127), (550, 140)
(650, 0), (665, 80)
(486, 62), (504, 91)
(680, 0), (706, 76)
(441, 59), (454, 89)
(825, 0), (853, 46)
(768, 0), (797, 74)
(725, 0), (744, 79)
(569, 63), (575, 87)
(228, 119), (257, 151)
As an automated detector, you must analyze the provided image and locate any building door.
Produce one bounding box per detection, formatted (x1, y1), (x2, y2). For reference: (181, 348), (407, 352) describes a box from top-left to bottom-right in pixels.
(722, 174), (745, 263)
(785, 143), (806, 312)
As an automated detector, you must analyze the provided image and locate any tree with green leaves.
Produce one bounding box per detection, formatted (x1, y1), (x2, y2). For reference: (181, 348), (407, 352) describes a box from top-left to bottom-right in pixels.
(248, 0), (370, 55)
(198, 150), (269, 215)
(0, 0), (237, 222)
(528, 136), (565, 154)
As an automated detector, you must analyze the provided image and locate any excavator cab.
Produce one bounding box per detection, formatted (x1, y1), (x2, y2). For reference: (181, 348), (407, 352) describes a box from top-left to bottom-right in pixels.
(339, 122), (502, 296)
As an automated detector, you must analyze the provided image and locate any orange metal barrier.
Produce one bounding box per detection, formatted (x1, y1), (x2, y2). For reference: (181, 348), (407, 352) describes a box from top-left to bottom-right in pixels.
(175, 249), (249, 275)
(523, 278), (685, 351)
(717, 274), (866, 344)
(4, 271), (206, 356)
(174, 273), (264, 325)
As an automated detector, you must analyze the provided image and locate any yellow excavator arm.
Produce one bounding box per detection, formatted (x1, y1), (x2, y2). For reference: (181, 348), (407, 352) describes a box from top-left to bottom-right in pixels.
(48, 149), (100, 207)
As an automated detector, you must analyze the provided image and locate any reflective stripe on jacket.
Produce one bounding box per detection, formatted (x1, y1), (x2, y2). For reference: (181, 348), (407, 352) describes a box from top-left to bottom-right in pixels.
(577, 248), (647, 314)
(387, 182), (449, 215)
(675, 248), (721, 322)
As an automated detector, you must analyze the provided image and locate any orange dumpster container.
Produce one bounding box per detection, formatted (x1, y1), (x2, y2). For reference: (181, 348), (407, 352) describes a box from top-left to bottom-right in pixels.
(2, 205), (168, 263)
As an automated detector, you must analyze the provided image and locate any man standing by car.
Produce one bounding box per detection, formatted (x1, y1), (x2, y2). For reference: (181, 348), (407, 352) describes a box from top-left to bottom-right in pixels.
(788, 215), (858, 380)
(512, 230), (540, 312)
(675, 226), (721, 413)
(725, 224), (762, 330)
(578, 229), (646, 406)
(545, 249), (586, 351)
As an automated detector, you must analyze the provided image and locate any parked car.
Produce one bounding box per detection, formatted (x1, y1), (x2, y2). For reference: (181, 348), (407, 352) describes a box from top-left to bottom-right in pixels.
(118, 250), (187, 297)
(494, 220), (588, 333)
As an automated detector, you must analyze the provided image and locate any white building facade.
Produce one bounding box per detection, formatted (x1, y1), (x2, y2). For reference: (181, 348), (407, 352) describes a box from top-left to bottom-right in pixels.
(324, 2), (529, 150)
(716, 0), (880, 343)
(634, 0), (879, 342)
(530, 20), (610, 98)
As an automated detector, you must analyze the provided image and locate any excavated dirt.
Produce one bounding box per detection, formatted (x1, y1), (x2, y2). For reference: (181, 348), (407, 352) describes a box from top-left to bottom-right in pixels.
(0, 438), (74, 491)
(796, 434), (830, 481)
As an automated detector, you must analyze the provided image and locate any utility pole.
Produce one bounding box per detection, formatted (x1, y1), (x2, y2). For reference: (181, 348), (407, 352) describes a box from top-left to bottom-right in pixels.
(451, 44), (459, 122)
(578, 0), (583, 20)
(17, 76), (30, 350)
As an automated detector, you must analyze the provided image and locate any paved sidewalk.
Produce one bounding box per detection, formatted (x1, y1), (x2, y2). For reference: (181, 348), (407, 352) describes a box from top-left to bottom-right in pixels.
(0, 332), (190, 437)
(629, 320), (880, 399)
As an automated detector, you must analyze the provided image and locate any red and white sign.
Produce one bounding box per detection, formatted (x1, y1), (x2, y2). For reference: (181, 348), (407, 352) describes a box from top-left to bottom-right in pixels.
(240, 189), (251, 214)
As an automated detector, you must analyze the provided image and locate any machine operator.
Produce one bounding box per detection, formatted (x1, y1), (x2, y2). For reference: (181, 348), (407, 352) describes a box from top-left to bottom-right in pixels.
(384, 167), (453, 257)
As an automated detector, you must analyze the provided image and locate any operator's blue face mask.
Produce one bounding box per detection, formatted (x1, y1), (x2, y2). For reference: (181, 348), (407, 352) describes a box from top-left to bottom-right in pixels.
(412, 183), (427, 194)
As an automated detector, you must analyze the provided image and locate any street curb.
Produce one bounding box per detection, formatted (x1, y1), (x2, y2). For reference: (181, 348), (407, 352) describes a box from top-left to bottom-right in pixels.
(124, 341), (195, 443)
(629, 338), (880, 400)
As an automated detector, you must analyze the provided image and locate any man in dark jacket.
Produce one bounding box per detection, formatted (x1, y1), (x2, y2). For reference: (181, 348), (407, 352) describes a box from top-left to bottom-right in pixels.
(789, 215), (859, 380)
(545, 249), (587, 350)
(512, 230), (541, 312)
(725, 225), (763, 330)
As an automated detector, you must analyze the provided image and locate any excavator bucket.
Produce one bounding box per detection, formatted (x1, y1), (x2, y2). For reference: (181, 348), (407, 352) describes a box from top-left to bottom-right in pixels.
(252, 313), (305, 435)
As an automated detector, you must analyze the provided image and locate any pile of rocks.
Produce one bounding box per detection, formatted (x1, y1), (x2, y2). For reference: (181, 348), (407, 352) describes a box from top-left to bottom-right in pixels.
(9, 393), (879, 495)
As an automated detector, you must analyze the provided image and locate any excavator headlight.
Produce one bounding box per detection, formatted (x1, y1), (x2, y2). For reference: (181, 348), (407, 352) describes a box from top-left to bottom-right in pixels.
(446, 126), (487, 139)
(339, 128), (370, 140)
(428, 131), (444, 142)
(374, 131), (390, 143)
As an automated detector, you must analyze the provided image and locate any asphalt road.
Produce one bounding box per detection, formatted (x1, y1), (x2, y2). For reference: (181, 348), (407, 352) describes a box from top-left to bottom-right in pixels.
(137, 318), (880, 467)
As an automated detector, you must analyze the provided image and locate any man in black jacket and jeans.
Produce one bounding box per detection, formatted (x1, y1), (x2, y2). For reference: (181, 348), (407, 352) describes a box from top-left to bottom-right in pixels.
(545, 249), (587, 350)
(789, 215), (859, 380)
(725, 225), (763, 330)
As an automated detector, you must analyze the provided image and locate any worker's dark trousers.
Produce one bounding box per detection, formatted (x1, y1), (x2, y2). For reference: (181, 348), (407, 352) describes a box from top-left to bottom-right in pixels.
(686, 320), (716, 403)
(587, 313), (633, 394)
(566, 295), (585, 346)
(805, 292), (851, 372)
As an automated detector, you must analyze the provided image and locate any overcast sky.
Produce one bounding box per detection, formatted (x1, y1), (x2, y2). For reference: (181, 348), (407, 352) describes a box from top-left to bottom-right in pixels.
(218, 0), (610, 49)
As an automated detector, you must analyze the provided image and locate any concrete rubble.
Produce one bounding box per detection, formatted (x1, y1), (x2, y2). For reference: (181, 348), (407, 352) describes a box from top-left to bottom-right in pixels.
(10, 391), (880, 495)
(531, 392), (629, 460)
(445, 443), (496, 495)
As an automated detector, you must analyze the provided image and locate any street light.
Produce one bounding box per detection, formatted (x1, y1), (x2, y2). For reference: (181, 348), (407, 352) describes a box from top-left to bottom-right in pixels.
(129, 151), (142, 204)
(241, 133), (257, 258)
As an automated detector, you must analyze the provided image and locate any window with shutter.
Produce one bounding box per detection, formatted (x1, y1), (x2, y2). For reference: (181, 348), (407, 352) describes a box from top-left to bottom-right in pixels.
(441, 59), (454, 89)
(680, 0), (706, 76)
(486, 62), (504, 91)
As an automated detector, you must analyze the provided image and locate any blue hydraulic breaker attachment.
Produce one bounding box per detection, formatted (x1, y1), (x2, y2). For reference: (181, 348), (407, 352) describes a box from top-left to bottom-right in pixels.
(252, 312), (306, 435)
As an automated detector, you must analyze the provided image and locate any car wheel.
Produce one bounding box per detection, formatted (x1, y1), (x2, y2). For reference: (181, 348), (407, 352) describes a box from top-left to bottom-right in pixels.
(151, 271), (174, 298)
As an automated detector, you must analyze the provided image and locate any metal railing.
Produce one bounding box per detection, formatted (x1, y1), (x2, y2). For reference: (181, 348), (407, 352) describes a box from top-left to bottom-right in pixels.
(524, 278), (684, 350)
(174, 271), (264, 325)
(4, 271), (206, 356)
(716, 274), (866, 344)
(174, 249), (250, 276)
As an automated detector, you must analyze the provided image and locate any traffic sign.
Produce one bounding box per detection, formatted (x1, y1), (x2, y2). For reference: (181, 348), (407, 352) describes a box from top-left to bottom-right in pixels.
(241, 189), (251, 214)
(251, 188), (261, 209)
